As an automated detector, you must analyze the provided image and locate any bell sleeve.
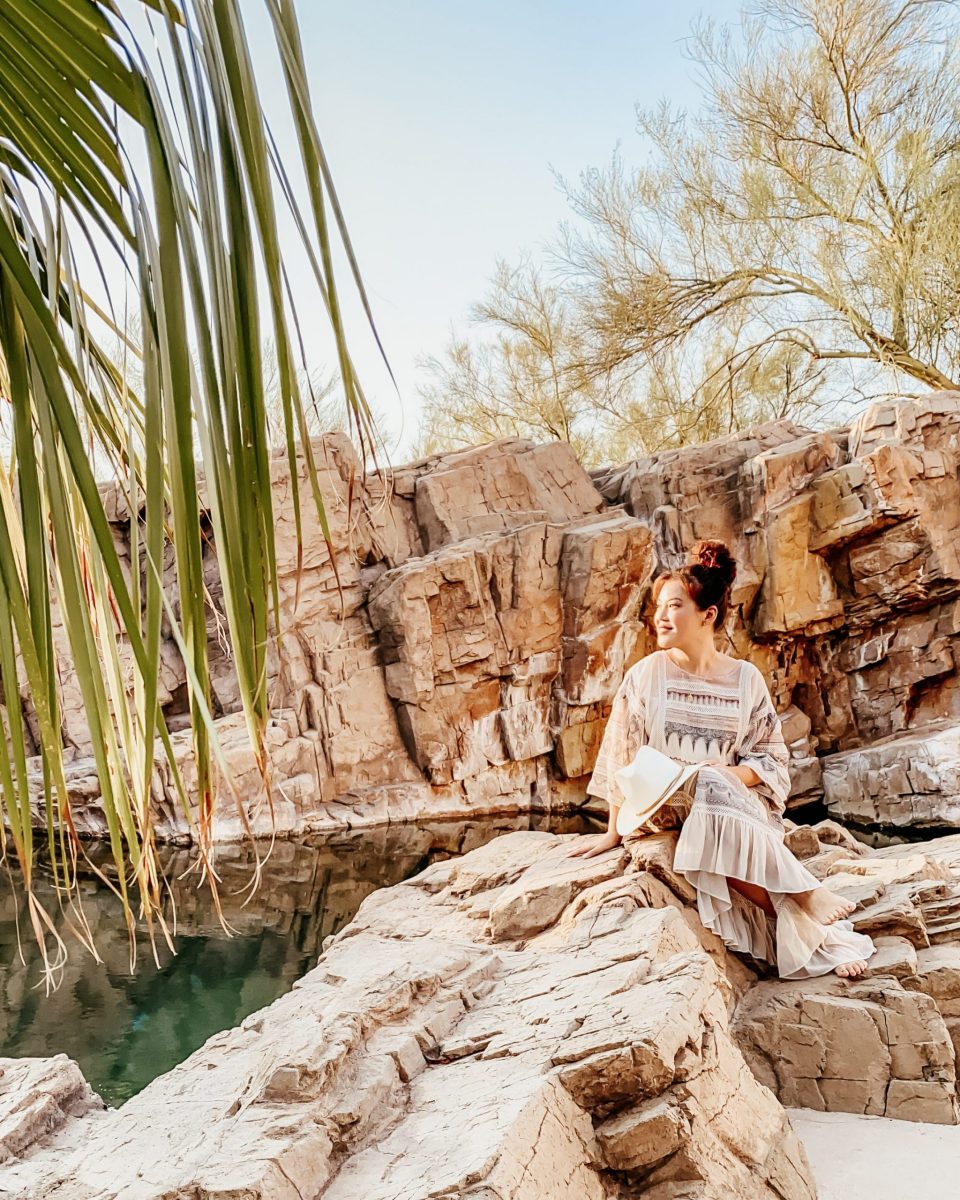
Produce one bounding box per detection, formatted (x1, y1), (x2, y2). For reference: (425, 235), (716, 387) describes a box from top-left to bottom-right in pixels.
(585, 665), (647, 810)
(736, 667), (791, 815)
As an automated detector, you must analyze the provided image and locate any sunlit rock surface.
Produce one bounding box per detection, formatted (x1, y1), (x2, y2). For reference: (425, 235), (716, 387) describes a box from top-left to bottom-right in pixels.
(0, 1056), (102, 1165)
(7, 823), (960, 1196)
(11, 391), (960, 840)
(0, 830), (819, 1199)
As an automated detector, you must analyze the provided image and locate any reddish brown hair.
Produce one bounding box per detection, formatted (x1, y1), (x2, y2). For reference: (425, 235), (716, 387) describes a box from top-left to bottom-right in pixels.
(651, 539), (738, 629)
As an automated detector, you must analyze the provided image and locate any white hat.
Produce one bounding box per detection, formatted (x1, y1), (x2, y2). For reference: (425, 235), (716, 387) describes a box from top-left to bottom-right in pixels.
(613, 745), (701, 836)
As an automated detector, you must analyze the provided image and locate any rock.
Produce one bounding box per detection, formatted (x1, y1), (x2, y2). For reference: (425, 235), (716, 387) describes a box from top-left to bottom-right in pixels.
(811, 819), (869, 855)
(596, 1092), (688, 1170)
(366, 512), (652, 787)
(625, 832), (699, 904)
(850, 887), (931, 948)
(598, 396), (960, 757)
(784, 827), (821, 859)
(920, 883), (960, 944)
(0, 1057), (103, 1164)
(822, 723), (960, 832)
(813, 871), (886, 908)
(786, 754), (824, 808)
(732, 974), (958, 1124)
(909, 944), (960, 1017)
(0, 832), (816, 1200)
(866, 936), (919, 980)
(780, 705), (813, 745)
(814, 848), (953, 890)
(754, 492), (845, 635)
(486, 842), (628, 940)
(412, 438), (605, 553)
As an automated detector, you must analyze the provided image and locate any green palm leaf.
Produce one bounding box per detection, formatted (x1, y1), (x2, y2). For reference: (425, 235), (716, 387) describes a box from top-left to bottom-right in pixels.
(0, 0), (386, 982)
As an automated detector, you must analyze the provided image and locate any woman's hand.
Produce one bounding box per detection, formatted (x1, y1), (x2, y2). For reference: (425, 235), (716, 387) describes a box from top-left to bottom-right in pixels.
(700, 759), (760, 787)
(566, 830), (623, 859)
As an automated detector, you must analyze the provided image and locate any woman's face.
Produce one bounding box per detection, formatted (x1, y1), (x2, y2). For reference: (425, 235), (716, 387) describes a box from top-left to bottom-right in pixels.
(653, 578), (716, 649)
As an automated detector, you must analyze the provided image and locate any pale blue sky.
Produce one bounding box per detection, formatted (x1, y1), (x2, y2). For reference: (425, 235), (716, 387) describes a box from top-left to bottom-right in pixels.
(243, 3), (745, 457)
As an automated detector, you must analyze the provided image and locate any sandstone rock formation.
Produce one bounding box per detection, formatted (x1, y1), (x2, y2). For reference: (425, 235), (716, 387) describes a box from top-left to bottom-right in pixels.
(8, 820), (960, 1196)
(0, 830), (817, 1199)
(5, 386), (960, 1197)
(9, 391), (960, 841)
(0, 1056), (102, 1165)
(22, 436), (656, 841)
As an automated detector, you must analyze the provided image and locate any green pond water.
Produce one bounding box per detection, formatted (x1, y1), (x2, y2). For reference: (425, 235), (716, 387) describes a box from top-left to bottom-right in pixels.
(0, 811), (596, 1107)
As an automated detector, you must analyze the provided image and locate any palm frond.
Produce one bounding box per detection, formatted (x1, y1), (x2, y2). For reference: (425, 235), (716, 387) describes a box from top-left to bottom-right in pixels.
(0, 0), (385, 980)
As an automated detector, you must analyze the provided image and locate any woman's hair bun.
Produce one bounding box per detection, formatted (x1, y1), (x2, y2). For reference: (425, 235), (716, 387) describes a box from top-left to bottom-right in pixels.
(689, 539), (737, 589)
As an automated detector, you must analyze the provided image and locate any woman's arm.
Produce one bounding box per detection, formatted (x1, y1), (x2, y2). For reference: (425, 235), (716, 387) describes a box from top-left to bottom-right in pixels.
(567, 813), (623, 857)
(730, 667), (792, 811)
(568, 665), (647, 857)
(703, 761), (762, 788)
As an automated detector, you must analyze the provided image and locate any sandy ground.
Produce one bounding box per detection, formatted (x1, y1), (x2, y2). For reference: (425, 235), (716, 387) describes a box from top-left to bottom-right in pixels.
(788, 1108), (959, 1199)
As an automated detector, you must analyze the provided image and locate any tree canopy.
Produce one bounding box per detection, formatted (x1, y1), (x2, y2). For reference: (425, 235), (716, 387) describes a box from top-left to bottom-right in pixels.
(418, 0), (960, 462)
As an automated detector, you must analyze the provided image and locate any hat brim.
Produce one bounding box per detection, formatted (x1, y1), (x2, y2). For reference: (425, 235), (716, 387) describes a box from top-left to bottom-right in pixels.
(615, 761), (700, 836)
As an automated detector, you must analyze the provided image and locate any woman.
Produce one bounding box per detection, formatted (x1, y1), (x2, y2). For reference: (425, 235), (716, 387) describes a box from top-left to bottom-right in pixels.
(569, 539), (875, 980)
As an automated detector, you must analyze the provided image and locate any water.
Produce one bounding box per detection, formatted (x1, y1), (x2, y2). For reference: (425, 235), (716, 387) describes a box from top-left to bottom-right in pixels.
(0, 811), (597, 1106)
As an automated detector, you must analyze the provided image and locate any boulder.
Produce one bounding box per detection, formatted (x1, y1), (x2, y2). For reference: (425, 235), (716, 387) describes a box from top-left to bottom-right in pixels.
(822, 722), (960, 832)
(0, 1057), (103, 1164)
(0, 832), (816, 1200)
(732, 974), (958, 1124)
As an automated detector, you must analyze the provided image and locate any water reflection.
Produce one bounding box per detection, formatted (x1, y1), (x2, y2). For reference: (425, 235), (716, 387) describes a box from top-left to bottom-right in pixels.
(0, 811), (597, 1106)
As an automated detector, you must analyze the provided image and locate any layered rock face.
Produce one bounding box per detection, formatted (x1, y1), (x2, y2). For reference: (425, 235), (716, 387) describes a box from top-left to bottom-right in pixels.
(591, 393), (960, 830)
(0, 830), (817, 1200)
(15, 391), (960, 839)
(26, 438), (654, 840)
(8, 821), (960, 1197)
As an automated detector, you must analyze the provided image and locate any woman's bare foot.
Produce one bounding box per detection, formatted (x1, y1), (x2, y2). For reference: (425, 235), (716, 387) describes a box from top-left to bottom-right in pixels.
(835, 958), (868, 978)
(795, 886), (856, 926)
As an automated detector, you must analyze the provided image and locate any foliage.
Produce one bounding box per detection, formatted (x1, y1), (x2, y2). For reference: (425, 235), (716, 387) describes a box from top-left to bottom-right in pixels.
(419, 0), (960, 462)
(0, 0), (384, 979)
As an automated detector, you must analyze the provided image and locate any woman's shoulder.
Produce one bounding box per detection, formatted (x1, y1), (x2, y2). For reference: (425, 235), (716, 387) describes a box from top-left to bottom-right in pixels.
(736, 658), (771, 694)
(623, 650), (663, 687)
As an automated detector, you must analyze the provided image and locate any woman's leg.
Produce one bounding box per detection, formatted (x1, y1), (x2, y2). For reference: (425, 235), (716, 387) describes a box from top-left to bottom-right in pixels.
(676, 767), (874, 978)
(726, 872), (866, 975)
(726, 876), (776, 918)
(791, 886), (856, 925)
(726, 870), (855, 926)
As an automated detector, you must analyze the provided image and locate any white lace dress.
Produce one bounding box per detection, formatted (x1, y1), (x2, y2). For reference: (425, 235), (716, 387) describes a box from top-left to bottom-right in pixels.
(586, 650), (876, 978)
